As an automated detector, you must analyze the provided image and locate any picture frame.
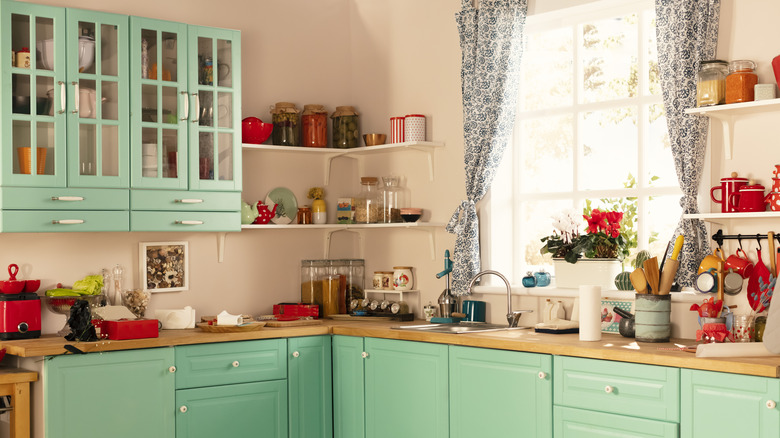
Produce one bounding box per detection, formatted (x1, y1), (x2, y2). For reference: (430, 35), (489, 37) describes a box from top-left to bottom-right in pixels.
(601, 299), (633, 333)
(139, 241), (189, 293)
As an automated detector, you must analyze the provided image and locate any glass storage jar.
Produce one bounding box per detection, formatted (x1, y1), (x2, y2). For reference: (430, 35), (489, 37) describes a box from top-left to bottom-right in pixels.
(301, 104), (328, 147)
(696, 60), (728, 107)
(725, 60), (758, 104)
(331, 106), (360, 149)
(354, 177), (382, 223)
(270, 102), (300, 146)
(301, 260), (329, 306)
(331, 259), (365, 314)
(380, 176), (406, 223)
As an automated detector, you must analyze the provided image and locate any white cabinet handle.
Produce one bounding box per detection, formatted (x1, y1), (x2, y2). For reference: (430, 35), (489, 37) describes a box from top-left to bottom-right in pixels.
(58, 81), (66, 114)
(767, 400), (777, 409)
(181, 91), (189, 121)
(192, 92), (200, 123)
(175, 199), (204, 204)
(538, 372), (547, 380)
(604, 385), (614, 394)
(168, 366), (176, 373)
(179, 406), (187, 413)
(51, 219), (84, 225)
(361, 352), (368, 359)
(292, 351), (300, 358)
(232, 361), (240, 368)
(51, 196), (85, 202)
(72, 82), (79, 114)
(175, 220), (204, 225)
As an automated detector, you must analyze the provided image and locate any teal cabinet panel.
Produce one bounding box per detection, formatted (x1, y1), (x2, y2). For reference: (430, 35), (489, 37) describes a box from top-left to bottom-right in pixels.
(554, 406), (678, 438)
(364, 338), (449, 438)
(288, 336), (333, 438)
(131, 189), (239, 211)
(0, 187), (128, 210)
(449, 346), (552, 438)
(554, 356), (680, 422)
(130, 210), (239, 231)
(44, 347), (175, 438)
(332, 335), (366, 438)
(681, 369), (780, 437)
(0, 209), (128, 232)
(175, 339), (286, 389)
(176, 380), (288, 438)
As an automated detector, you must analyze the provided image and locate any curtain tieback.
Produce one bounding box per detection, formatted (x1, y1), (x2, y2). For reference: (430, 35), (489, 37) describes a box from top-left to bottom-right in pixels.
(680, 194), (699, 214)
(446, 200), (476, 234)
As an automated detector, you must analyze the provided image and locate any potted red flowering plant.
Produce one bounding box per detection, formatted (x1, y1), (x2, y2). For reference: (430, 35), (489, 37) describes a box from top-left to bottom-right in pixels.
(572, 209), (629, 261)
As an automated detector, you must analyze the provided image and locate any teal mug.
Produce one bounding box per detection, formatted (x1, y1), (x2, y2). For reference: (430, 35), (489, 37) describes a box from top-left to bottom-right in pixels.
(462, 300), (486, 322)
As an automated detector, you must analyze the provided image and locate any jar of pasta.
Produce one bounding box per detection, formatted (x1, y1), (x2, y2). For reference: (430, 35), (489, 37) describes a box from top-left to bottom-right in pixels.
(725, 60), (758, 104)
(301, 104), (328, 147)
(696, 60), (728, 107)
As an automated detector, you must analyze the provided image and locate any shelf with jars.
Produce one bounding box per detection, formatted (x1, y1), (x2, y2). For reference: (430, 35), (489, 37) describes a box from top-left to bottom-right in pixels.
(363, 289), (420, 316)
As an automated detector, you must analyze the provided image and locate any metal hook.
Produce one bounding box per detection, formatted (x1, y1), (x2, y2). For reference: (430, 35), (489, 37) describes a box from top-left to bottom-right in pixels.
(756, 233), (762, 251)
(737, 234), (743, 250)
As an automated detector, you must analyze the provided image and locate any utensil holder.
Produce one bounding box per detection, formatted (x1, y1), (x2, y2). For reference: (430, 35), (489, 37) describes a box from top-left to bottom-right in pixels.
(635, 293), (671, 343)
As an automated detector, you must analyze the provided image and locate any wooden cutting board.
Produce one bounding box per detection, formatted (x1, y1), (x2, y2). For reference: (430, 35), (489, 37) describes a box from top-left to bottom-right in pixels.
(264, 319), (324, 327)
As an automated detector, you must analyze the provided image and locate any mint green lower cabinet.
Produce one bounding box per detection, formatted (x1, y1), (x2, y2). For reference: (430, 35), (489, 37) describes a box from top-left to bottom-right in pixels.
(333, 335), (366, 438)
(449, 346), (552, 438)
(681, 369), (780, 437)
(554, 406), (678, 437)
(175, 380), (287, 438)
(44, 347), (175, 438)
(288, 336), (333, 438)
(364, 338), (449, 438)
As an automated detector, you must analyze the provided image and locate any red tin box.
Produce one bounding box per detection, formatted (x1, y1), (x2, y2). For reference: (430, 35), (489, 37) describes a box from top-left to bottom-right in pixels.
(273, 303), (319, 319)
(102, 319), (159, 340)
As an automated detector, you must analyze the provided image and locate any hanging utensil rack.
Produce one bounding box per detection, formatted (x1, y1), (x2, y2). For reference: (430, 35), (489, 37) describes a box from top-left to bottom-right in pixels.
(711, 229), (780, 247)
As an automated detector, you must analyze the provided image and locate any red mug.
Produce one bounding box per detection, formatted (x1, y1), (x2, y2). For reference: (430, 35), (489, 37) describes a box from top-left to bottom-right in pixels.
(725, 248), (754, 279)
(711, 174), (748, 213)
(766, 191), (780, 211)
(728, 183), (767, 212)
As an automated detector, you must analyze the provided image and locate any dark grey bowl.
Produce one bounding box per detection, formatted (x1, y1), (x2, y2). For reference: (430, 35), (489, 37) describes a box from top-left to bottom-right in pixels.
(12, 96), (30, 114)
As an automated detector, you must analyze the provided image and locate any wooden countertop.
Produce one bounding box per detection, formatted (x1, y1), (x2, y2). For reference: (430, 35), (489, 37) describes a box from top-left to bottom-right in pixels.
(2, 320), (780, 378)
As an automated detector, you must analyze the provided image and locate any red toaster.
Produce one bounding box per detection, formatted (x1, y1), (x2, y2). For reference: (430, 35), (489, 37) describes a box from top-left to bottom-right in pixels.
(0, 292), (41, 340)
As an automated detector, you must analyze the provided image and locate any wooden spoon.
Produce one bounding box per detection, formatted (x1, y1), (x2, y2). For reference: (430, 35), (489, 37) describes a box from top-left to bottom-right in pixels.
(629, 268), (648, 294)
(643, 257), (660, 294)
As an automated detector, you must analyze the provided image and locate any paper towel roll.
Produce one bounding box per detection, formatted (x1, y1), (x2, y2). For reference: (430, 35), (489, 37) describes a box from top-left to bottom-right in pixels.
(579, 285), (602, 341)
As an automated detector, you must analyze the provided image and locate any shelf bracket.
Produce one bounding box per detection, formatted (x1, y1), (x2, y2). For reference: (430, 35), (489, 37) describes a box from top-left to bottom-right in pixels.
(405, 226), (437, 259)
(216, 232), (227, 263)
(408, 145), (437, 181)
(324, 228), (364, 258)
(702, 113), (736, 160)
(324, 153), (356, 185)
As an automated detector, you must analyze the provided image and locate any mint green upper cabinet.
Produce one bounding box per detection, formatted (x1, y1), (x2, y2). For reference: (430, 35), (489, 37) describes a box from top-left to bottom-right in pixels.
(449, 346), (552, 438)
(681, 369), (780, 438)
(332, 335), (366, 438)
(288, 336), (333, 438)
(129, 16), (188, 190)
(44, 347), (176, 438)
(187, 25), (241, 192)
(2, 1), (66, 187)
(65, 8), (129, 188)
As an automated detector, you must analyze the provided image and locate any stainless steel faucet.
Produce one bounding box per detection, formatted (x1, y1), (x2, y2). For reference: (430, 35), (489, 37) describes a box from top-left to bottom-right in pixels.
(467, 270), (527, 327)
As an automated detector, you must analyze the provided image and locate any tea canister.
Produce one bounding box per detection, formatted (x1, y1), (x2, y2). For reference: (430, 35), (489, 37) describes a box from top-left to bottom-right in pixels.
(390, 116), (405, 143)
(372, 272), (385, 289)
(376, 271), (393, 290)
(393, 266), (414, 291)
(15, 47), (30, 68)
(696, 60), (728, 106)
(725, 60), (758, 104)
(404, 114), (425, 142)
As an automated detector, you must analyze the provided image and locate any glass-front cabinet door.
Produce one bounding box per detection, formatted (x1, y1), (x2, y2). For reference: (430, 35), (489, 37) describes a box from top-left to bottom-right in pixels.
(66, 9), (129, 188)
(188, 26), (241, 192)
(2, 2), (66, 187)
(130, 17), (188, 190)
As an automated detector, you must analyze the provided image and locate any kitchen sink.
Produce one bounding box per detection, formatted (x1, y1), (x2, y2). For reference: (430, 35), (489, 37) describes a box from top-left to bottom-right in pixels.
(392, 323), (530, 334)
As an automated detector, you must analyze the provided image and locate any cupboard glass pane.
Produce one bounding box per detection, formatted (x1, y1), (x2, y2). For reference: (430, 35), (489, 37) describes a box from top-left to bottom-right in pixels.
(36, 122), (54, 175)
(198, 90), (213, 127)
(12, 14), (30, 68)
(199, 132), (213, 181)
(217, 132), (233, 181)
(102, 125), (119, 177)
(161, 32), (177, 82)
(217, 39), (232, 88)
(162, 86), (177, 124)
(162, 129), (177, 179)
(198, 37), (213, 86)
(12, 121), (31, 175)
(77, 21), (96, 74)
(79, 124), (97, 175)
(142, 84), (157, 122)
(100, 23), (118, 76)
(35, 17), (54, 70)
(218, 92), (232, 128)
(78, 79), (97, 119)
(102, 81), (118, 120)
(141, 28), (157, 80)
(36, 75), (53, 116)
(142, 128), (158, 178)
(12, 74), (30, 114)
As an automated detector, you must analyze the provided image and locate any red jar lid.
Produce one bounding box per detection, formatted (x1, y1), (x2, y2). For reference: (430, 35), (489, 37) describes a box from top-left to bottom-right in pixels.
(405, 114), (425, 118)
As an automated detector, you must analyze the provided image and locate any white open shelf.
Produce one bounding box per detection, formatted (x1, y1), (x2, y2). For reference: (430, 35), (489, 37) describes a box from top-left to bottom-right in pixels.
(682, 211), (780, 229)
(365, 289), (421, 315)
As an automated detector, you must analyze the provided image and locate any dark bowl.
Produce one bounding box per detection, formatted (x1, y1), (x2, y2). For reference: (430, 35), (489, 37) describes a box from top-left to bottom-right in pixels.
(24, 279), (41, 293)
(401, 213), (421, 223)
(12, 96), (30, 114)
(36, 97), (49, 115)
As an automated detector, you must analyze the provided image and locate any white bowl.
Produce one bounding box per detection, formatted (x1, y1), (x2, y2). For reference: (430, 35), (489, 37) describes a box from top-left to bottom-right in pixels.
(78, 37), (95, 72)
(36, 39), (54, 70)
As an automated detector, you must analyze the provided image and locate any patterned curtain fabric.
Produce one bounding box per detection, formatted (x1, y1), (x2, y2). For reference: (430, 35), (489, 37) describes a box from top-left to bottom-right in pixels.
(447, 0), (527, 295)
(655, 0), (720, 287)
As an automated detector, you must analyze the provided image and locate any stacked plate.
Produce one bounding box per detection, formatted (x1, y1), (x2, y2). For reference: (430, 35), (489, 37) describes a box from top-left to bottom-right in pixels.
(142, 143), (157, 177)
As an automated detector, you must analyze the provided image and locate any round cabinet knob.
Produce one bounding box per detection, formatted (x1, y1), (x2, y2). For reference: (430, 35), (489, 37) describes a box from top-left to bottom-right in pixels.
(361, 352), (369, 359)
(179, 406), (187, 413)
(538, 372), (547, 380)
(604, 385), (614, 394)
(168, 366), (177, 373)
(17, 322), (28, 333)
(232, 361), (240, 368)
(767, 400), (777, 409)
(292, 351), (300, 358)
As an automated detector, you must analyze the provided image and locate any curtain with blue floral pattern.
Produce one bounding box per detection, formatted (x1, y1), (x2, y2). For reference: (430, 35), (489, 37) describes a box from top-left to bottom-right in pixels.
(655, 0), (720, 287)
(447, 0), (527, 295)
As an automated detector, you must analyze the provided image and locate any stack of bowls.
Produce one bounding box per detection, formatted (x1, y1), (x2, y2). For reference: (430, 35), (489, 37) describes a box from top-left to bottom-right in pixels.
(142, 143), (157, 177)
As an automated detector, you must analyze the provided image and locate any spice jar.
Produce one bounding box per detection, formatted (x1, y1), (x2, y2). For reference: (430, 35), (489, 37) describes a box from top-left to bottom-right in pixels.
(725, 60), (758, 104)
(354, 177), (382, 223)
(301, 104), (328, 147)
(380, 176), (406, 223)
(270, 102), (300, 146)
(696, 60), (728, 107)
(296, 206), (312, 224)
(331, 106), (360, 149)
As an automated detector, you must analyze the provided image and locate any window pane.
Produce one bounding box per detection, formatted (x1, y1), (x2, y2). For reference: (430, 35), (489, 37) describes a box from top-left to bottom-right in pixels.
(519, 115), (573, 193)
(644, 12), (661, 96)
(521, 200), (575, 269)
(645, 103), (675, 186)
(581, 14), (638, 103)
(520, 27), (572, 111)
(579, 107), (638, 190)
(646, 195), (682, 253)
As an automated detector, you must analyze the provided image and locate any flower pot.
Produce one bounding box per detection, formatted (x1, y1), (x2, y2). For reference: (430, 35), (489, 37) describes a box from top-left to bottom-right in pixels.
(553, 258), (622, 290)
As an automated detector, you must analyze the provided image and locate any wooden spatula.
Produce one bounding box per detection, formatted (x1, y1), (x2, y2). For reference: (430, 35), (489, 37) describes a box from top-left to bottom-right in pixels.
(630, 268), (648, 294)
(643, 257), (660, 294)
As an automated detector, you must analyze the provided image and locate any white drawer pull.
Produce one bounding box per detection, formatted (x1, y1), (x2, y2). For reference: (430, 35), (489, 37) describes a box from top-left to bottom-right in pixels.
(51, 196), (85, 202)
(52, 219), (84, 225)
(175, 220), (204, 225)
(292, 351), (300, 358)
(767, 400), (777, 409)
(604, 385), (614, 394)
(179, 406), (187, 413)
(168, 366), (176, 373)
(538, 372), (547, 380)
(175, 199), (204, 204)
(361, 352), (368, 359)
(232, 361), (240, 368)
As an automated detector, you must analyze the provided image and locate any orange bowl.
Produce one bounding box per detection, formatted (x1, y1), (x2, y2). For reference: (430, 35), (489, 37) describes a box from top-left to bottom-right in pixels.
(242, 117), (273, 144)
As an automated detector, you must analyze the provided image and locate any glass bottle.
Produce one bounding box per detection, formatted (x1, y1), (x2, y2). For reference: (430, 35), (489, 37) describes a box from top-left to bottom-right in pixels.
(521, 272), (536, 288)
(725, 60), (758, 104)
(301, 104), (328, 147)
(331, 106), (360, 149)
(112, 264), (124, 307)
(534, 269), (551, 287)
(354, 177), (382, 223)
(270, 102), (300, 146)
(696, 60), (728, 107)
(380, 176), (406, 223)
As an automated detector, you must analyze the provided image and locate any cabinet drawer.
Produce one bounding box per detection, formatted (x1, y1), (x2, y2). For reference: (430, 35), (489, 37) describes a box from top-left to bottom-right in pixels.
(554, 406), (678, 438)
(130, 211), (239, 232)
(0, 210), (129, 232)
(131, 190), (240, 212)
(554, 356), (679, 422)
(0, 187), (129, 210)
(175, 339), (286, 389)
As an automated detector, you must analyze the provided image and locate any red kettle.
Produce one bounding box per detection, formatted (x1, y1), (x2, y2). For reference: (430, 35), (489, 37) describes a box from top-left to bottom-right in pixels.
(253, 202), (278, 224)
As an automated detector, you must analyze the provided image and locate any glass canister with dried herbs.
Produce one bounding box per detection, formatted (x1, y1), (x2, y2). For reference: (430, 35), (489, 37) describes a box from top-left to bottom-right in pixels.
(354, 177), (382, 223)
(331, 106), (360, 149)
(301, 104), (328, 147)
(270, 102), (300, 146)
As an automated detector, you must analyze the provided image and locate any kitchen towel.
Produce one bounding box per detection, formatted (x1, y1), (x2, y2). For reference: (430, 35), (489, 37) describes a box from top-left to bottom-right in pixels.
(578, 285), (601, 341)
(763, 280), (780, 353)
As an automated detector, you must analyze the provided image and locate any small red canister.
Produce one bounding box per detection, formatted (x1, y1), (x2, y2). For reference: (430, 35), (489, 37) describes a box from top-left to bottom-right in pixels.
(404, 114), (426, 142)
(390, 116), (405, 144)
(710, 172), (748, 213)
(728, 183), (767, 212)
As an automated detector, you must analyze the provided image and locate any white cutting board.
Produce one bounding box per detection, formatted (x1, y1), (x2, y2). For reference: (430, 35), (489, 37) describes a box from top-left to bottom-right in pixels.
(763, 280), (780, 353)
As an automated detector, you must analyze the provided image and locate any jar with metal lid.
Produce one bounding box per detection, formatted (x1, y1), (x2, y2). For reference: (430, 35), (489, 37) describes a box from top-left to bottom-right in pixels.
(301, 104), (328, 147)
(331, 106), (360, 149)
(270, 102), (300, 146)
(354, 177), (382, 223)
(380, 176), (406, 223)
(390, 301), (409, 315)
(696, 60), (728, 107)
(725, 60), (758, 104)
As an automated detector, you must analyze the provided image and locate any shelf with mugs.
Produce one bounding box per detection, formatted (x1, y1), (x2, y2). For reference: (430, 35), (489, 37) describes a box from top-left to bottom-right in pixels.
(685, 98), (780, 160)
(241, 141), (444, 184)
(683, 211), (780, 229)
